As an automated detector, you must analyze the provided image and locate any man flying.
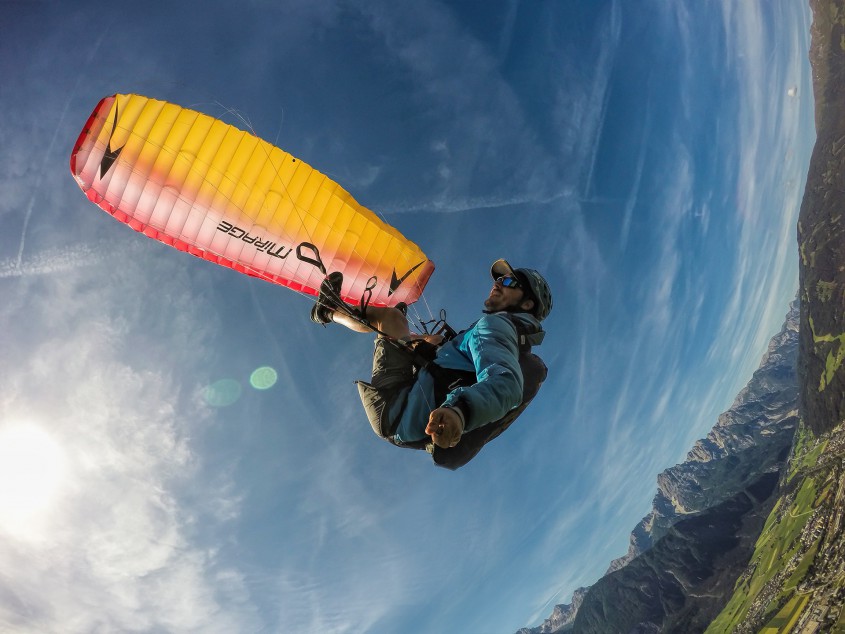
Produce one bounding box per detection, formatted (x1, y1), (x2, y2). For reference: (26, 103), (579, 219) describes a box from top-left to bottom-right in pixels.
(309, 259), (551, 463)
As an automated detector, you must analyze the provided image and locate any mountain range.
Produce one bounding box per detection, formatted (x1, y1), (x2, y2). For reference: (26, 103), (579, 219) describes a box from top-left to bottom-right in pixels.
(518, 302), (799, 634)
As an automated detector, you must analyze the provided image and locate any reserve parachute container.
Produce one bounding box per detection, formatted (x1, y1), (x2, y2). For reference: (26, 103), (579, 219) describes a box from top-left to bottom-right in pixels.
(70, 94), (433, 306)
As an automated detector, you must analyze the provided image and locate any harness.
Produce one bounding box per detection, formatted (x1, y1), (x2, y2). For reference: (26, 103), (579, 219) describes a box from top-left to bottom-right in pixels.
(357, 314), (548, 470)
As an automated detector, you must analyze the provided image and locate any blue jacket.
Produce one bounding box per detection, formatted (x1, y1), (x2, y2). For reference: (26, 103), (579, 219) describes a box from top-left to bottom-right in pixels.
(392, 311), (542, 443)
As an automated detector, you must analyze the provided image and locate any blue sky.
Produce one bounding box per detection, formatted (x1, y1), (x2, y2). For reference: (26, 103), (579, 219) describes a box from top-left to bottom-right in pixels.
(0, 1), (814, 632)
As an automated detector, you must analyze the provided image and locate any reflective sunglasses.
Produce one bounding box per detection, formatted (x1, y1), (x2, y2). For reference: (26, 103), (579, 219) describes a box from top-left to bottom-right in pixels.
(495, 275), (522, 289)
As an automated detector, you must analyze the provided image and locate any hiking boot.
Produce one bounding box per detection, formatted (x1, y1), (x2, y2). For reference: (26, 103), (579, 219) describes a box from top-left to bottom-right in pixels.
(310, 271), (344, 325)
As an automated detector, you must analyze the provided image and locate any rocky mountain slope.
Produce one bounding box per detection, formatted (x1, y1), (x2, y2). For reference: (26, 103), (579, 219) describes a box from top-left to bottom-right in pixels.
(515, 589), (588, 634)
(608, 302), (800, 573)
(797, 0), (845, 439)
(569, 304), (800, 634)
(576, 471), (782, 634)
(517, 302), (799, 634)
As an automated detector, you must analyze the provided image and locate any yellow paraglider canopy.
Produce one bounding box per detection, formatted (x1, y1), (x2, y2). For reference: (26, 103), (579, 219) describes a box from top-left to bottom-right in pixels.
(70, 94), (433, 306)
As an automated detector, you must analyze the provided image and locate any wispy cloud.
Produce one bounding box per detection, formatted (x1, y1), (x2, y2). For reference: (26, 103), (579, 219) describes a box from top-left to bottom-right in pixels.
(618, 97), (652, 251)
(354, 0), (623, 217)
(647, 143), (693, 334)
(706, 0), (805, 385)
(579, 0), (623, 197)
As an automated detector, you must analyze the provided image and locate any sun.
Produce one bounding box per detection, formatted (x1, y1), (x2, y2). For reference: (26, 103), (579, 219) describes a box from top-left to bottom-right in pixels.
(0, 421), (67, 536)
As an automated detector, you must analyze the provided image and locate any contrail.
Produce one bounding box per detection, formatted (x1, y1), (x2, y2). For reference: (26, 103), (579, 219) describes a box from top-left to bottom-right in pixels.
(381, 188), (572, 216)
(14, 23), (112, 273)
(0, 243), (106, 279)
(15, 89), (77, 272)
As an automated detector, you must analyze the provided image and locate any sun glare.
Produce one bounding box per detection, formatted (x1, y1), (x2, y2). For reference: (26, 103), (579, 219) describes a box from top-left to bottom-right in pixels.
(0, 422), (66, 535)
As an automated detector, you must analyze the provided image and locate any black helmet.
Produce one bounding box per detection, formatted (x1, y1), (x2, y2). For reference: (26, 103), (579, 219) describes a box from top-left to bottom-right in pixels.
(490, 259), (553, 321)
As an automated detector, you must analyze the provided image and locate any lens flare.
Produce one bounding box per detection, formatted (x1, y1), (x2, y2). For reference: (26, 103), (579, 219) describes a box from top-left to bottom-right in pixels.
(202, 379), (242, 407)
(250, 366), (278, 390)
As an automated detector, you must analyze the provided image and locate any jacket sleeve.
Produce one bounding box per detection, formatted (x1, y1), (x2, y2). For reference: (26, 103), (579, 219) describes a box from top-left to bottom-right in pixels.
(441, 314), (524, 432)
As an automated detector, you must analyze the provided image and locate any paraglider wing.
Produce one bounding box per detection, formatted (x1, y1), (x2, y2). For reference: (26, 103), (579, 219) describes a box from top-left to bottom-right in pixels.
(70, 94), (434, 306)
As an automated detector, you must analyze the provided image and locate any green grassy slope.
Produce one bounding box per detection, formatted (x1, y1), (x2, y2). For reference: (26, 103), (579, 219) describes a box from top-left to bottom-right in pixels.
(704, 421), (845, 633)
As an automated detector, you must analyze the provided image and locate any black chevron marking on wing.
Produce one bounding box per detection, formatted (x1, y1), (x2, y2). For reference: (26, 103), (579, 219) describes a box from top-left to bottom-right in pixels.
(99, 102), (125, 179)
(389, 261), (424, 295)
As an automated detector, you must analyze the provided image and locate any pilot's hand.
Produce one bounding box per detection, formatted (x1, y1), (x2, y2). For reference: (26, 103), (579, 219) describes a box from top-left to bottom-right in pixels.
(426, 407), (464, 448)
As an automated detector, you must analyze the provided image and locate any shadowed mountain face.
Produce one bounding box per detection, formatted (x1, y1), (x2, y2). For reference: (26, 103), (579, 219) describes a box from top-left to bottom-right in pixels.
(517, 304), (799, 634)
(567, 305), (799, 634)
(572, 472), (781, 634)
(607, 302), (800, 574)
(798, 0), (845, 436)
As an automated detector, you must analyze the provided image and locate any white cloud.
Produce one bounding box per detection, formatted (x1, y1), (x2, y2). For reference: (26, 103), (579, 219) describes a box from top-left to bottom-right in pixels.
(0, 250), (259, 633)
